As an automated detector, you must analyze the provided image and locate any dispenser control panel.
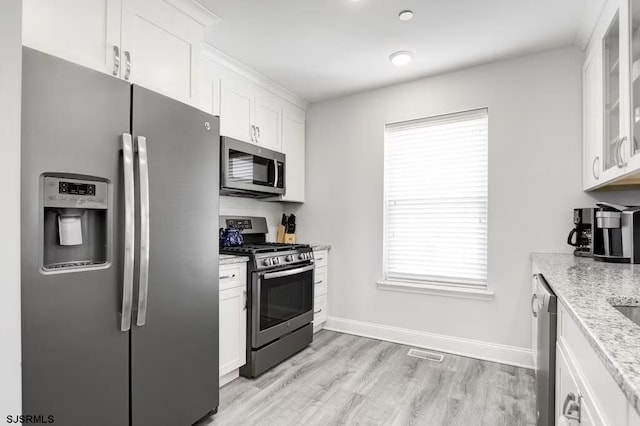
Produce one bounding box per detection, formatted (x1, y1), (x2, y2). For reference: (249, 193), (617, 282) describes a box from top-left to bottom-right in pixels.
(58, 181), (96, 196)
(43, 177), (107, 209)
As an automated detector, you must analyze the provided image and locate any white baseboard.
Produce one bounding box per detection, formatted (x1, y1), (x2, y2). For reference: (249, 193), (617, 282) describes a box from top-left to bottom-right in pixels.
(323, 316), (533, 369)
(219, 369), (239, 388)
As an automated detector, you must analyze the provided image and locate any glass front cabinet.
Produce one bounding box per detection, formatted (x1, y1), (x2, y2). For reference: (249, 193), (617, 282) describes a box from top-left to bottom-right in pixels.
(584, 0), (640, 189)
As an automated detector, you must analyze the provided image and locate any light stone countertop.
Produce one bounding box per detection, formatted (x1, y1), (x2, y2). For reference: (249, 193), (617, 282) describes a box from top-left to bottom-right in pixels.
(219, 254), (249, 265)
(531, 253), (640, 415)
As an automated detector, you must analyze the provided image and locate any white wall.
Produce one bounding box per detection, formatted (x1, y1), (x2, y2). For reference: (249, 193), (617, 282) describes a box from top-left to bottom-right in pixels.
(294, 47), (640, 366)
(0, 0), (22, 415)
(220, 197), (285, 240)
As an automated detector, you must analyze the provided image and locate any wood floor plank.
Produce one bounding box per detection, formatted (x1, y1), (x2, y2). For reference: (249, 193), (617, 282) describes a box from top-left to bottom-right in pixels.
(197, 330), (536, 426)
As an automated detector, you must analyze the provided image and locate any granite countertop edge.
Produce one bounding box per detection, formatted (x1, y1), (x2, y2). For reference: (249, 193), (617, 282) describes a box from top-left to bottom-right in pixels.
(531, 253), (640, 415)
(310, 244), (332, 251)
(219, 254), (250, 265)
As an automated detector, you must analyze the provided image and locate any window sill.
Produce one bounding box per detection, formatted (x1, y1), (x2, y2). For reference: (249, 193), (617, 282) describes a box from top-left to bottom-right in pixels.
(376, 280), (495, 301)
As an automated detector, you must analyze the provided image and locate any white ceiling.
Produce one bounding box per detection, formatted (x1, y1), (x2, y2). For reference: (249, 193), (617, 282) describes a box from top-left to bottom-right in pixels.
(200, 0), (601, 103)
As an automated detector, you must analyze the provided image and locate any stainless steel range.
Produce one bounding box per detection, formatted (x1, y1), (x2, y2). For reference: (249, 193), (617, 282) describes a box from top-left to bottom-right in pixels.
(220, 216), (314, 377)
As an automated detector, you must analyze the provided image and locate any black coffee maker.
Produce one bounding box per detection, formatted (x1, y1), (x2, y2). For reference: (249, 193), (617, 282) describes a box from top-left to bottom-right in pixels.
(567, 208), (596, 257)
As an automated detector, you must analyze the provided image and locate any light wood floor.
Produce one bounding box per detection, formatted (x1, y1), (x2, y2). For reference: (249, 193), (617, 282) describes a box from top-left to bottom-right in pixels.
(197, 330), (536, 426)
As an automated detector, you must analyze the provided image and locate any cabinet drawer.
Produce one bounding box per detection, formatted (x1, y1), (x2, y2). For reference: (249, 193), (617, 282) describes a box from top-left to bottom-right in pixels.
(313, 250), (328, 268)
(314, 296), (327, 324)
(314, 267), (327, 297)
(219, 263), (244, 291)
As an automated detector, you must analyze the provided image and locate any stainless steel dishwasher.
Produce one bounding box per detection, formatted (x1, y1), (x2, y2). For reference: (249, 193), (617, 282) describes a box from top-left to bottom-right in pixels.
(533, 273), (557, 426)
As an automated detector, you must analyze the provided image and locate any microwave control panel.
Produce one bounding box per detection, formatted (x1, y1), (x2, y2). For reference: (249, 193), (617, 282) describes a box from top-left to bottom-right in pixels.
(226, 219), (253, 230)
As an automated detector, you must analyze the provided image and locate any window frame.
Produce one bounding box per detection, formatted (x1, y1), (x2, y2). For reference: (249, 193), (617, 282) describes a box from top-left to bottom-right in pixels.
(380, 108), (492, 298)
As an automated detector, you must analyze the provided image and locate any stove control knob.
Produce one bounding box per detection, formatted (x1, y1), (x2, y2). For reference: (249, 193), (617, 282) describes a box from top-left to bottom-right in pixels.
(263, 258), (272, 266)
(274, 257), (280, 265)
(286, 255), (294, 262)
(298, 253), (305, 260)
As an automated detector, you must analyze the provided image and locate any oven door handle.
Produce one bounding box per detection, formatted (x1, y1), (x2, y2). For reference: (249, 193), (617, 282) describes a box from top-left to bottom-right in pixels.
(261, 264), (314, 280)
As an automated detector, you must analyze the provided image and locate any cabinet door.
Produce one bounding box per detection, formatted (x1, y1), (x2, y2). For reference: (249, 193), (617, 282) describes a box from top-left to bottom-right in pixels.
(198, 55), (224, 116)
(254, 89), (283, 151)
(121, 0), (202, 105)
(584, 45), (604, 190)
(556, 345), (599, 426)
(602, 5), (625, 180)
(219, 287), (247, 377)
(625, 0), (640, 171)
(220, 77), (255, 143)
(22, 0), (122, 76)
(281, 105), (306, 202)
(531, 274), (539, 371)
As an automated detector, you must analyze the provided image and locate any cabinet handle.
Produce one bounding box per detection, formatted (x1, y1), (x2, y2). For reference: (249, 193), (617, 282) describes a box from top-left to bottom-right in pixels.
(256, 126), (261, 142)
(531, 294), (538, 318)
(112, 45), (120, 76)
(592, 156), (600, 180)
(124, 50), (131, 81)
(562, 392), (581, 422)
(219, 274), (236, 280)
(314, 309), (322, 314)
(619, 136), (628, 168)
(315, 281), (323, 285)
(250, 125), (256, 142)
(243, 289), (247, 311)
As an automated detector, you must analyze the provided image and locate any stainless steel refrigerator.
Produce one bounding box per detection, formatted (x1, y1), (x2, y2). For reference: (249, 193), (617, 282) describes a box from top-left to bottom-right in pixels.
(21, 47), (220, 426)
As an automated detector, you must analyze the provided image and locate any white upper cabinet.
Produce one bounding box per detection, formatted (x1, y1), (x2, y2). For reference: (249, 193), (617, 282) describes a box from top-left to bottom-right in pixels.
(22, 0), (217, 106)
(219, 77), (284, 150)
(220, 77), (256, 143)
(583, 0), (640, 188)
(254, 89), (283, 151)
(22, 0), (122, 76)
(280, 104), (306, 202)
(121, 0), (203, 105)
(583, 43), (604, 189)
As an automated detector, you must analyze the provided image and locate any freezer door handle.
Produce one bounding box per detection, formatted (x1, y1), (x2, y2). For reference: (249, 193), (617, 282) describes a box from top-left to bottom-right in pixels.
(136, 136), (151, 326)
(121, 133), (135, 331)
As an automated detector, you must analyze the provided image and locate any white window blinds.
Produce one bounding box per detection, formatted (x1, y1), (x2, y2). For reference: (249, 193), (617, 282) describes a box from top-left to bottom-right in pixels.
(384, 108), (488, 288)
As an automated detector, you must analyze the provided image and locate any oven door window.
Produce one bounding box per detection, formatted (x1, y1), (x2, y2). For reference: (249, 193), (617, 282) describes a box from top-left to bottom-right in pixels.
(228, 149), (275, 188)
(260, 268), (313, 331)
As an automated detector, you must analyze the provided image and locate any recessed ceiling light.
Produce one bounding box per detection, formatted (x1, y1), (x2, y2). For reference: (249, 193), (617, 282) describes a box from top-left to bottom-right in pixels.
(399, 10), (414, 21)
(390, 51), (413, 66)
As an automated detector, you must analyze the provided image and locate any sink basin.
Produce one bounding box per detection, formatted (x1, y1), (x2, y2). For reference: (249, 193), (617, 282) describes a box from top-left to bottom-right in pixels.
(613, 305), (640, 327)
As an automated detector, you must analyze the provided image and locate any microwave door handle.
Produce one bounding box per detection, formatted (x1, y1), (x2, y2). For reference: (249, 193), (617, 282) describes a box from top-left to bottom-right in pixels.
(273, 159), (278, 188)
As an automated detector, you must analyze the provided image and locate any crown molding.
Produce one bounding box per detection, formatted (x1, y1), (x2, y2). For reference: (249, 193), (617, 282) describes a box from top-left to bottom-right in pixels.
(164, 0), (221, 27)
(574, 0), (607, 50)
(201, 42), (309, 110)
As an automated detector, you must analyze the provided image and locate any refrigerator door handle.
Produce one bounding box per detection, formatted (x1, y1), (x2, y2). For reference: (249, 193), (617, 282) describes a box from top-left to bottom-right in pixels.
(136, 136), (151, 326)
(121, 133), (135, 332)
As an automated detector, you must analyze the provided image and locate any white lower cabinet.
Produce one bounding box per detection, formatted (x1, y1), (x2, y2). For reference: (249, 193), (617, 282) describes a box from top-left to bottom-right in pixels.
(556, 343), (599, 425)
(556, 300), (636, 425)
(218, 262), (247, 387)
(313, 249), (329, 333)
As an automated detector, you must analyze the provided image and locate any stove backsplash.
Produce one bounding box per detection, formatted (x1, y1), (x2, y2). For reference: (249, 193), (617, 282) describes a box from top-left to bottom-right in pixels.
(219, 196), (284, 241)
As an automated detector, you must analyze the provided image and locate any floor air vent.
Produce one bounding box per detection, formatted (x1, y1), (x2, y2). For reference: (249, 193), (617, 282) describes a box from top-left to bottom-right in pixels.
(407, 349), (445, 362)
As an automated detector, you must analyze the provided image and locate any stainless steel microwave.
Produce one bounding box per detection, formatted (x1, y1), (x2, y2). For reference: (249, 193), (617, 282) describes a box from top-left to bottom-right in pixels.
(220, 136), (285, 198)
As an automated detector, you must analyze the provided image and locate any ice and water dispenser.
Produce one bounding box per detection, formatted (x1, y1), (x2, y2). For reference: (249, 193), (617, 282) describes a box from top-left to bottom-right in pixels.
(42, 176), (108, 271)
